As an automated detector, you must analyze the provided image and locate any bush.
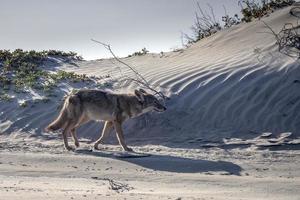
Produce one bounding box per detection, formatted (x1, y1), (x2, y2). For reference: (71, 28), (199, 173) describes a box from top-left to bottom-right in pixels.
(49, 70), (89, 82)
(128, 48), (149, 57)
(184, 0), (295, 45)
(185, 3), (241, 44)
(0, 93), (12, 102)
(0, 49), (89, 92)
(1, 49), (45, 72)
(222, 14), (241, 28)
(185, 3), (222, 44)
(44, 50), (83, 60)
(239, 0), (295, 22)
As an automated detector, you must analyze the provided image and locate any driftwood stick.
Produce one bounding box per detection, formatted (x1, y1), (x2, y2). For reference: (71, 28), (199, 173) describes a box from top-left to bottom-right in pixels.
(91, 39), (167, 100)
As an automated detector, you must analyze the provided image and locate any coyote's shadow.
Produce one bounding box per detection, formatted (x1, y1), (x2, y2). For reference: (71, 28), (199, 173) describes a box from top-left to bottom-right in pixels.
(74, 149), (242, 175)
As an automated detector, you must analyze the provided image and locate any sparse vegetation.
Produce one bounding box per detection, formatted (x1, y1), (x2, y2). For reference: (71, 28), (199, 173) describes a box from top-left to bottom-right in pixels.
(185, 0), (295, 45)
(222, 13), (241, 28)
(128, 48), (149, 57)
(49, 70), (89, 82)
(0, 93), (12, 102)
(239, 0), (295, 22)
(44, 50), (83, 60)
(0, 49), (89, 93)
(184, 3), (222, 44)
(19, 101), (28, 108)
(263, 19), (300, 58)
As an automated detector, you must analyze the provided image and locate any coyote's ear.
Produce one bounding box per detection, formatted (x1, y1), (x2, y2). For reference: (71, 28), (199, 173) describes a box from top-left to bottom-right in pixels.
(135, 89), (145, 102)
(139, 88), (147, 94)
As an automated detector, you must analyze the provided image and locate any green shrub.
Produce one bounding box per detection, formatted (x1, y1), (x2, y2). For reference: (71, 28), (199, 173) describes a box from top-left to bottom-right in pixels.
(239, 0), (295, 22)
(19, 101), (28, 108)
(0, 93), (12, 102)
(128, 48), (149, 57)
(44, 50), (83, 60)
(0, 49), (89, 93)
(184, 0), (294, 45)
(49, 70), (89, 82)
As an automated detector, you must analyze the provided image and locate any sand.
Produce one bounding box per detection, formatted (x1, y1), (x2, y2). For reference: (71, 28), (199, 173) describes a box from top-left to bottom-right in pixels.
(0, 136), (300, 199)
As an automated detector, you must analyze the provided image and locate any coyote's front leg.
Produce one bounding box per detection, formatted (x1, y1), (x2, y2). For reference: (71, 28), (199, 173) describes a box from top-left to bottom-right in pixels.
(113, 120), (133, 152)
(94, 121), (113, 150)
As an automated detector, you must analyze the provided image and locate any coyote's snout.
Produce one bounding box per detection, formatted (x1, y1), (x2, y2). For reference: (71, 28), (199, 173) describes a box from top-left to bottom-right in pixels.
(45, 89), (166, 151)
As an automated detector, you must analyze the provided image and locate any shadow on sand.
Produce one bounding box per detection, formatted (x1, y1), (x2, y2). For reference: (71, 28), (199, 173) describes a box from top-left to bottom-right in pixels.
(74, 149), (242, 175)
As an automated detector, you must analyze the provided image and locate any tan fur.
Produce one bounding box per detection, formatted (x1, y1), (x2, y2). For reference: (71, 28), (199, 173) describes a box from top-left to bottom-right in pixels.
(45, 89), (166, 151)
(45, 95), (82, 131)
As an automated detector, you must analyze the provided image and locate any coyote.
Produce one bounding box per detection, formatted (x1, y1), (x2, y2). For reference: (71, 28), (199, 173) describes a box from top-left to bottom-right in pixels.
(45, 89), (166, 151)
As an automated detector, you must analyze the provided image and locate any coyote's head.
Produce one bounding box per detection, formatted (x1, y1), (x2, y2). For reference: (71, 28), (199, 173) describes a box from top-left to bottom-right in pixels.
(135, 89), (166, 112)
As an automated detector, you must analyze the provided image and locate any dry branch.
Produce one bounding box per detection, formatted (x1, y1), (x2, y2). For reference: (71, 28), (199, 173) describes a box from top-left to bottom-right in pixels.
(262, 18), (300, 58)
(91, 39), (167, 100)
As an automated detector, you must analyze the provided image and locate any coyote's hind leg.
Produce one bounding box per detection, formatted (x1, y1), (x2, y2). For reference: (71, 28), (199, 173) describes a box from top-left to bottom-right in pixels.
(70, 128), (79, 148)
(70, 115), (90, 148)
(62, 121), (77, 151)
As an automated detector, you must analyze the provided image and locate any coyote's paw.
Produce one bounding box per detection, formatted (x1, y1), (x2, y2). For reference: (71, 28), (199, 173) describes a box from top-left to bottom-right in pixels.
(93, 143), (101, 151)
(65, 146), (75, 151)
(124, 147), (133, 152)
(75, 141), (80, 148)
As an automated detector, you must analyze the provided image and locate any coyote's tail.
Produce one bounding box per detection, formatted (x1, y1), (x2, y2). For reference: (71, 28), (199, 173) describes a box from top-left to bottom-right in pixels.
(45, 94), (80, 132)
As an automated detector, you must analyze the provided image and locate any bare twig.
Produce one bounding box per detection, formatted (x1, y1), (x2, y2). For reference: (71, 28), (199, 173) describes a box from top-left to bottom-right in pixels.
(261, 16), (300, 58)
(91, 39), (167, 100)
(91, 39), (148, 84)
(123, 77), (165, 97)
(223, 5), (228, 16)
(207, 3), (217, 24)
(91, 177), (133, 193)
(290, 6), (300, 18)
(186, 2), (221, 43)
(262, 20), (280, 42)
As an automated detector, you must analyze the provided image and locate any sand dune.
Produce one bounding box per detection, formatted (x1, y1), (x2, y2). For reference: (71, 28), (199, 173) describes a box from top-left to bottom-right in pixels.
(1, 7), (300, 144)
(57, 6), (300, 141)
